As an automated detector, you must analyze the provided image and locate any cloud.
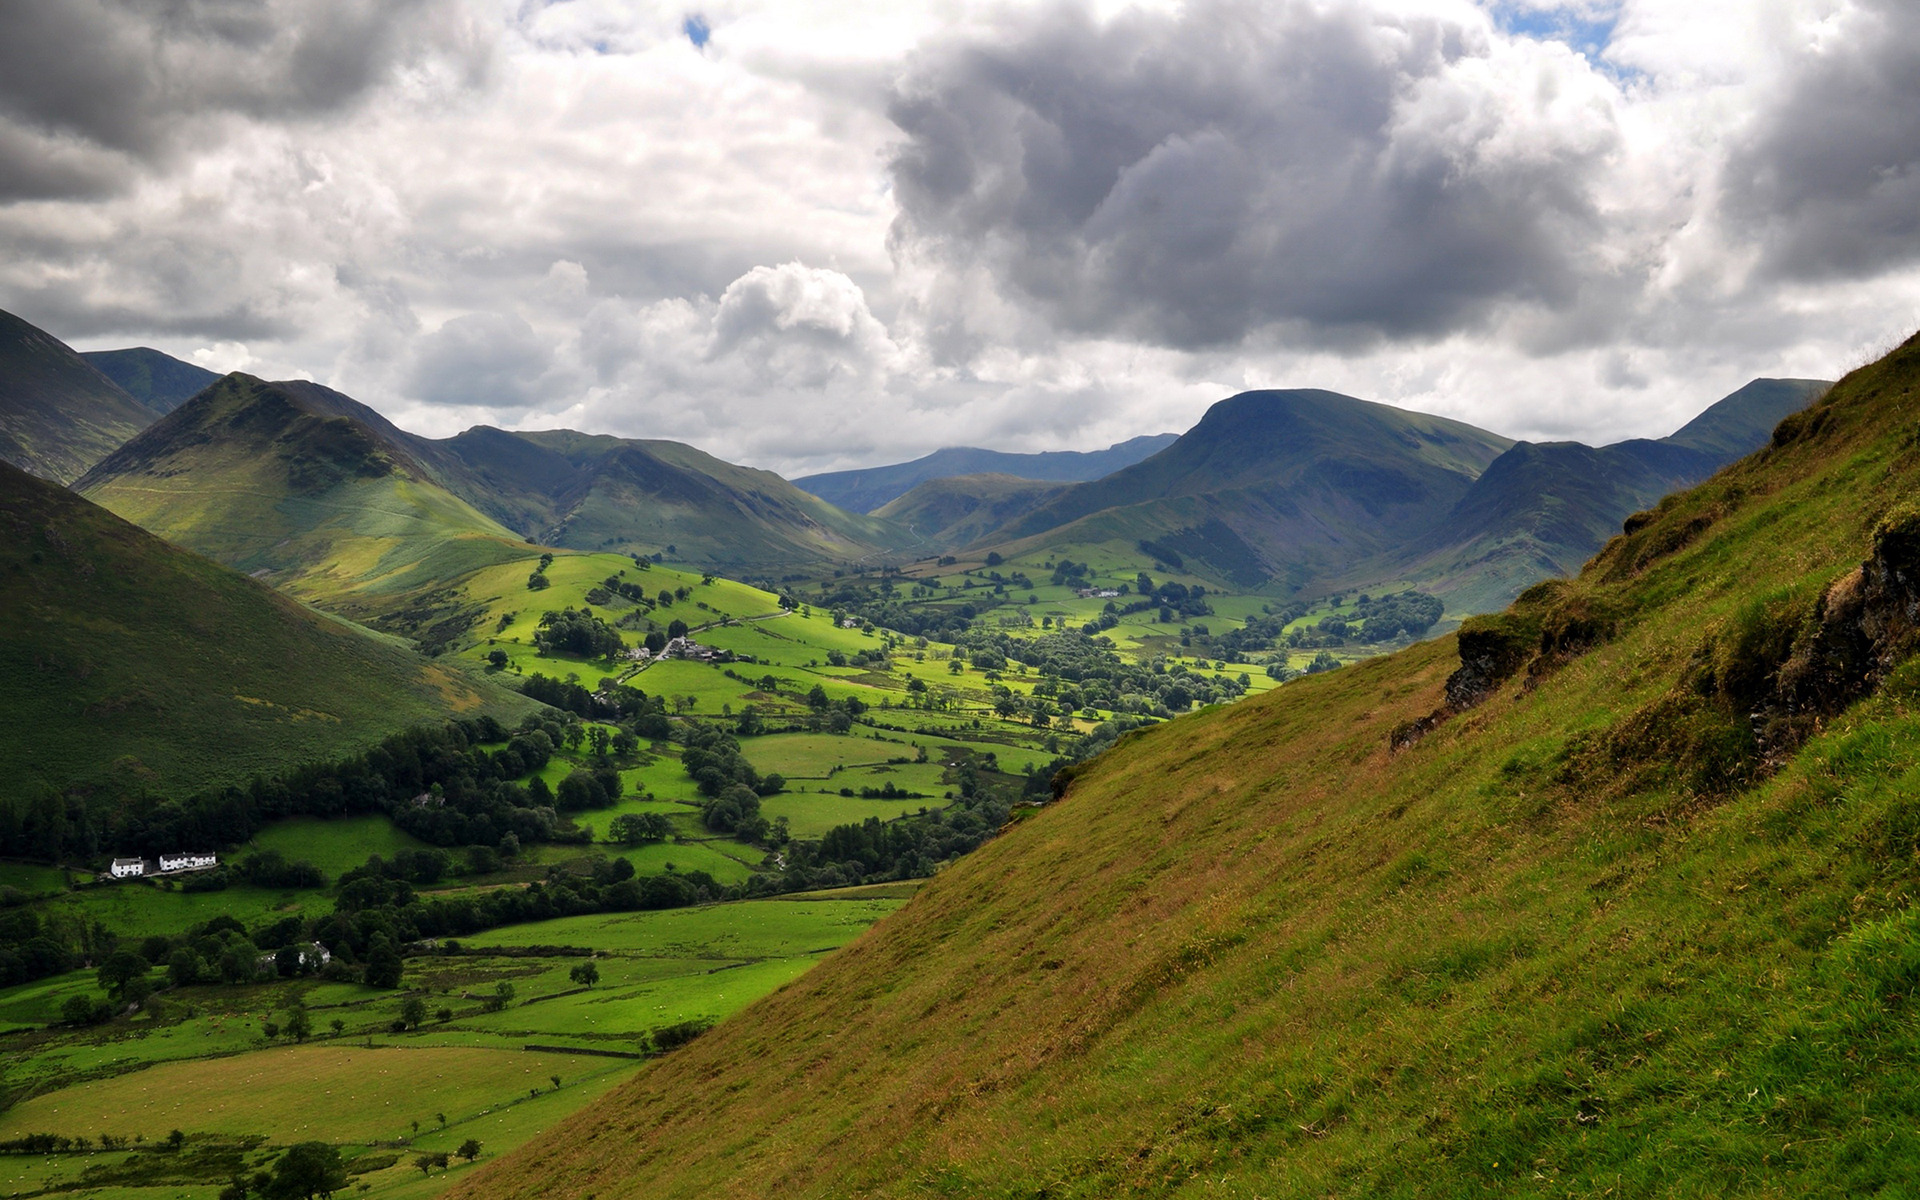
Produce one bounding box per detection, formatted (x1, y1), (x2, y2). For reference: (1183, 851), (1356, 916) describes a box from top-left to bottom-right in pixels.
(1720, 0), (1920, 282)
(403, 311), (556, 410)
(0, 0), (491, 201)
(886, 0), (1628, 351)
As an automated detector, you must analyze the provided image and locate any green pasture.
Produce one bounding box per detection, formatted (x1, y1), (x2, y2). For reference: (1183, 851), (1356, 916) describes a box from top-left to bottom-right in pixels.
(37, 881), (317, 940)
(0, 860), (71, 894)
(467, 898), (901, 959)
(760, 793), (931, 838)
(248, 816), (435, 877)
(0, 1043), (615, 1145)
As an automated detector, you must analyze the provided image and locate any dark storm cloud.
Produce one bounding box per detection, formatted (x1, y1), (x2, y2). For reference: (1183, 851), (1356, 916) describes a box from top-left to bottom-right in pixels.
(1721, 0), (1920, 282)
(885, 0), (1620, 350)
(0, 0), (489, 201)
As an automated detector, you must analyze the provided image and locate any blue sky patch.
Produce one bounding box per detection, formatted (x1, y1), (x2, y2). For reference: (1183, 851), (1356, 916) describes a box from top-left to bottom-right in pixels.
(684, 14), (711, 49)
(1489, 3), (1619, 63)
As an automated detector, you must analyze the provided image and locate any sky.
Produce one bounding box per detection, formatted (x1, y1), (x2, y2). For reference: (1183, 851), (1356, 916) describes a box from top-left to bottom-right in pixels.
(1, 0), (1916, 476)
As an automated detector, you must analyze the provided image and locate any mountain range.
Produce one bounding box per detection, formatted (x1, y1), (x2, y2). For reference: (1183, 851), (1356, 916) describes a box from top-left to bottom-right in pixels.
(0, 309), (173, 485)
(794, 434), (1179, 513)
(0, 304), (1829, 621)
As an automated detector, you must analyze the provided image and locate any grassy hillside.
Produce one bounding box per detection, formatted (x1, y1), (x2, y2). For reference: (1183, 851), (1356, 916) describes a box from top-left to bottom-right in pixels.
(75, 374), (535, 605)
(872, 473), (1067, 550)
(0, 461), (523, 800)
(0, 308), (162, 484)
(79, 346), (222, 415)
(457, 333), (1920, 1197)
(795, 434), (1180, 514)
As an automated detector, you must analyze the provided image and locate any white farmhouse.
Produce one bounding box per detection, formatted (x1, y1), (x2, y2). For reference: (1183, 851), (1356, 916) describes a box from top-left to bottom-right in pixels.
(109, 858), (145, 878)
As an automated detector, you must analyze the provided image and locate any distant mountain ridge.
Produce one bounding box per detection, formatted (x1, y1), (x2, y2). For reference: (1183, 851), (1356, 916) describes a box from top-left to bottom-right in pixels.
(80, 346), (222, 416)
(795, 434), (1179, 513)
(971, 389), (1517, 591)
(873, 473), (1070, 550)
(75, 373), (916, 612)
(0, 308), (168, 484)
(1360, 377), (1832, 612)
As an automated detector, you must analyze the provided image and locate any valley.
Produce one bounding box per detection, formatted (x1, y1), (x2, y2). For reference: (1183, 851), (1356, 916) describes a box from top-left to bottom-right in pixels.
(0, 301), (1884, 1200)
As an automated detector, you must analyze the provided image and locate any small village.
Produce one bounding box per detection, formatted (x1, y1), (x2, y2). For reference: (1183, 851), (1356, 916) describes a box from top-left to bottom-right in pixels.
(104, 852), (218, 880)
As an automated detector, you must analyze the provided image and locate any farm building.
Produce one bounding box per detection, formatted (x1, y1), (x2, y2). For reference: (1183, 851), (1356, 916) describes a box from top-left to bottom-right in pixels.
(157, 852), (218, 873)
(109, 858), (145, 878)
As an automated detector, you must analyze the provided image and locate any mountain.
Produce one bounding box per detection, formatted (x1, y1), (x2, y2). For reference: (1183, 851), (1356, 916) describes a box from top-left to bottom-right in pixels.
(494, 429), (914, 568)
(871, 473), (1068, 550)
(456, 332), (1920, 1197)
(0, 308), (166, 484)
(794, 433), (1179, 513)
(75, 373), (915, 610)
(0, 460), (518, 799)
(1367, 378), (1830, 613)
(975, 389), (1515, 590)
(74, 373), (535, 606)
(80, 346), (222, 415)
(1661, 377), (1832, 459)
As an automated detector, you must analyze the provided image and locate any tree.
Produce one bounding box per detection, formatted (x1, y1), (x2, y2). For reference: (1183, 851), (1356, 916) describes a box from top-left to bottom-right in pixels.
(364, 935), (403, 989)
(400, 995), (427, 1029)
(96, 949), (150, 1001)
(268, 1142), (347, 1200)
(482, 980), (515, 1013)
(608, 812), (672, 844)
(328, 1018), (345, 1036)
(569, 961), (599, 988)
(414, 1155), (437, 1177)
(487, 649), (509, 669)
(457, 1138), (482, 1162)
(284, 1008), (312, 1042)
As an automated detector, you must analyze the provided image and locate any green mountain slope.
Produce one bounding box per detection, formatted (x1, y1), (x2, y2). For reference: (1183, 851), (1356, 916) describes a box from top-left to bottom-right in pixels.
(1368, 378), (1831, 613)
(871, 472), (1067, 550)
(74, 373), (534, 605)
(1663, 376), (1832, 458)
(0, 308), (163, 484)
(0, 460), (519, 799)
(794, 433), (1180, 513)
(456, 334), (1920, 1197)
(978, 389), (1514, 590)
(80, 346), (222, 415)
(505, 430), (915, 568)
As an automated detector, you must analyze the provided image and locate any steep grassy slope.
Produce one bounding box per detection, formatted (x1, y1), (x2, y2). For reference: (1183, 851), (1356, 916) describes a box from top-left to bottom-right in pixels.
(0, 308), (163, 484)
(978, 389), (1513, 590)
(79, 346), (222, 415)
(1369, 378), (1830, 614)
(457, 335), (1920, 1197)
(75, 374), (534, 604)
(795, 434), (1180, 514)
(0, 461), (521, 799)
(872, 472), (1068, 550)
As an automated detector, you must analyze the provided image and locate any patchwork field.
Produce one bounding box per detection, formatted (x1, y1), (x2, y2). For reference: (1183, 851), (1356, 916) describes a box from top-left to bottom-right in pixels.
(0, 894), (904, 1200)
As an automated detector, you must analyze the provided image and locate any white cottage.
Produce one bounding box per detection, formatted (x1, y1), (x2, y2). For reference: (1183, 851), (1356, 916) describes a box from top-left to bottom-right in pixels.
(109, 858), (145, 878)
